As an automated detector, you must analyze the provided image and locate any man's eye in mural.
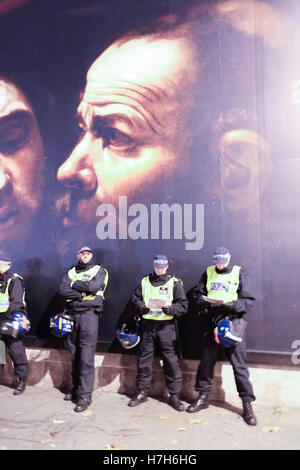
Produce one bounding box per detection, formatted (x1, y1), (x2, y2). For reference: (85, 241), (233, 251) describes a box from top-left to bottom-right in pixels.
(94, 126), (136, 154)
(0, 112), (31, 154)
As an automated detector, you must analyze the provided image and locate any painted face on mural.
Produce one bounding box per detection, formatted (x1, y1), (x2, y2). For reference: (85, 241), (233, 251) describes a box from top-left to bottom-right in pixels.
(0, 79), (44, 253)
(56, 33), (198, 231)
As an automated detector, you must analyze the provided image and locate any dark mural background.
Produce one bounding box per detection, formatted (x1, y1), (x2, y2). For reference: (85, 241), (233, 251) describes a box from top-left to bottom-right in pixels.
(0, 0), (300, 360)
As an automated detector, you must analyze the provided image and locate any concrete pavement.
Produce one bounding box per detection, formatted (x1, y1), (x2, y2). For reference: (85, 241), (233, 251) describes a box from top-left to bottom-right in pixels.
(0, 383), (299, 451)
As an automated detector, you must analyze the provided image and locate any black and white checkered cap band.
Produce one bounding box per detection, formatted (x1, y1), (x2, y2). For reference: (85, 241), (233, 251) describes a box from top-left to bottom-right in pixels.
(153, 259), (168, 266)
(213, 252), (230, 261)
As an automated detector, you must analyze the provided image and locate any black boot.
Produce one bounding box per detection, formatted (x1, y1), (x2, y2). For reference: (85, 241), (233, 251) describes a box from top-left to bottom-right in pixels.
(186, 392), (209, 413)
(128, 391), (148, 407)
(169, 394), (185, 412)
(13, 379), (26, 396)
(74, 396), (91, 413)
(64, 388), (77, 401)
(242, 401), (257, 426)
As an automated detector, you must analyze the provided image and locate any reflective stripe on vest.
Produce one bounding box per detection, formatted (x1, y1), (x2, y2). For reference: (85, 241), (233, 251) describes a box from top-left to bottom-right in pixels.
(141, 276), (175, 321)
(0, 273), (25, 313)
(67, 265), (107, 302)
(206, 265), (241, 303)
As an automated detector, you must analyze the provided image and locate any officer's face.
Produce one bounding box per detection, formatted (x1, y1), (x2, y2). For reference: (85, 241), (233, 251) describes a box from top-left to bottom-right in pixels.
(77, 250), (93, 264)
(154, 265), (168, 276)
(0, 262), (11, 274)
(0, 80), (44, 251)
(56, 35), (198, 230)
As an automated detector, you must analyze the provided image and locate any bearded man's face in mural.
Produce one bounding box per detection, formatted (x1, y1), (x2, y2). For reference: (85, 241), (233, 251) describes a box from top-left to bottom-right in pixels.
(0, 79), (44, 254)
(56, 33), (198, 231)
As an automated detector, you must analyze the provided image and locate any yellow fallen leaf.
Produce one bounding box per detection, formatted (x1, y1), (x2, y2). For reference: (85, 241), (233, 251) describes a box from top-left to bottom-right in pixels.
(159, 415), (168, 420)
(52, 419), (65, 424)
(274, 407), (289, 414)
(263, 425), (281, 433)
(176, 427), (187, 431)
(218, 410), (229, 416)
(171, 440), (179, 444)
(105, 444), (117, 450)
(82, 410), (93, 417)
(189, 418), (202, 423)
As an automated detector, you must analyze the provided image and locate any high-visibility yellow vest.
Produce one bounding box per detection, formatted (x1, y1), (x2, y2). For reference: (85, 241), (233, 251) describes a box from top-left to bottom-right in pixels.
(67, 265), (108, 302)
(206, 265), (241, 303)
(141, 276), (175, 321)
(0, 273), (25, 313)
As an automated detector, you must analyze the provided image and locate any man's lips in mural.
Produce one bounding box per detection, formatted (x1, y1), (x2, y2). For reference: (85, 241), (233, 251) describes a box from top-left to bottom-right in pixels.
(56, 191), (94, 228)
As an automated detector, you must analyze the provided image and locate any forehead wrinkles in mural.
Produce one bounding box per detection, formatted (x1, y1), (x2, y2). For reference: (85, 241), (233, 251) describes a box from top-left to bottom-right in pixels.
(55, 0), (294, 250)
(0, 79), (44, 253)
(56, 31), (199, 231)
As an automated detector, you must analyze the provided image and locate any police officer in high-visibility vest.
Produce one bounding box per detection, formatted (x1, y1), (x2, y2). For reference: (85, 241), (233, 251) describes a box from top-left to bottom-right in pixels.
(59, 246), (108, 412)
(187, 247), (257, 426)
(0, 255), (29, 395)
(128, 254), (188, 411)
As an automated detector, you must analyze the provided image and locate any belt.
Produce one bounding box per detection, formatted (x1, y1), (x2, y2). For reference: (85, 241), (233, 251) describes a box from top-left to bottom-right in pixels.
(142, 319), (174, 330)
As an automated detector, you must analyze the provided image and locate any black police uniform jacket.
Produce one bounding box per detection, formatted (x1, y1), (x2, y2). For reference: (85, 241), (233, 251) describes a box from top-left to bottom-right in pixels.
(59, 260), (107, 314)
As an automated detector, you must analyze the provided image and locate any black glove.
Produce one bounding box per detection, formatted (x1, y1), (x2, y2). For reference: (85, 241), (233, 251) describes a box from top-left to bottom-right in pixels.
(224, 301), (237, 311)
(141, 306), (150, 316)
(162, 305), (174, 316)
(0, 312), (13, 323)
(68, 300), (81, 310)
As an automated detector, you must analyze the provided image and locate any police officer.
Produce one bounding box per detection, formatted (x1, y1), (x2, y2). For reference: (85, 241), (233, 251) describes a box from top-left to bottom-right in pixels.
(0, 255), (29, 395)
(187, 247), (257, 426)
(128, 254), (188, 411)
(59, 246), (108, 412)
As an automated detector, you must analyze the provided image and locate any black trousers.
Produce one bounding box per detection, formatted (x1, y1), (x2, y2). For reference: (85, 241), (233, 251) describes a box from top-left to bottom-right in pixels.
(0, 335), (29, 382)
(136, 320), (182, 396)
(195, 322), (255, 403)
(65, 311), (99, 400)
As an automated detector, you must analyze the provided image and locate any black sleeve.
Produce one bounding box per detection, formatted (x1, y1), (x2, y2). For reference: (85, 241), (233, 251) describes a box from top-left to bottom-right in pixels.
(68, 267), (109, 312)
(171, 278), (188, 318)
(58, 271), (83, 301)
(190, 271), (208, 308)
(7, 277), (26, 316)
(130, 283), (146, 315)
(225, 268), (255, 315)
(235, 268), (255, 313)
(71, 267), (108, 295)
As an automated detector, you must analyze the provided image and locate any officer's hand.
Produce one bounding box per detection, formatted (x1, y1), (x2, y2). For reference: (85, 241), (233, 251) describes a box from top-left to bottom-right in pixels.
(162, 305), (174, 316)
(141, 306), (150, 316)
(1, 312), (13, 322)
(224, 301), (237, 312)
(197, 307), (210, 316)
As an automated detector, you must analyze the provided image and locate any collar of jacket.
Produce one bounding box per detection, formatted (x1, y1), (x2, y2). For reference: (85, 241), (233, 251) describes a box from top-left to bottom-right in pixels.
(76, 260), (95, 272)
(215, 265), (233, 275)
(149, 272), (173, 285)
(0, 269), (13, 281)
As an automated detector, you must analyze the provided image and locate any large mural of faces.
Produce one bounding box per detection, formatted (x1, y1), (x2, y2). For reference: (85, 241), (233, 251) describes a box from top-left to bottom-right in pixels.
(1, 0), (300, 359)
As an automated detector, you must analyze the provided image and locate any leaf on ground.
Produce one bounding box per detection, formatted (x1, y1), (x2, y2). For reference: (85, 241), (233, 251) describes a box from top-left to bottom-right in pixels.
(159, 415), (168, 420)
(273, 407), (289, 414)
(176, 427), (187, 431)
(189, 418), (202, 423)
(52, 419), (65, 424)
(105, 444), (117, 450)
(189, 418), (209, 426)
(263, 425), (281, 433)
